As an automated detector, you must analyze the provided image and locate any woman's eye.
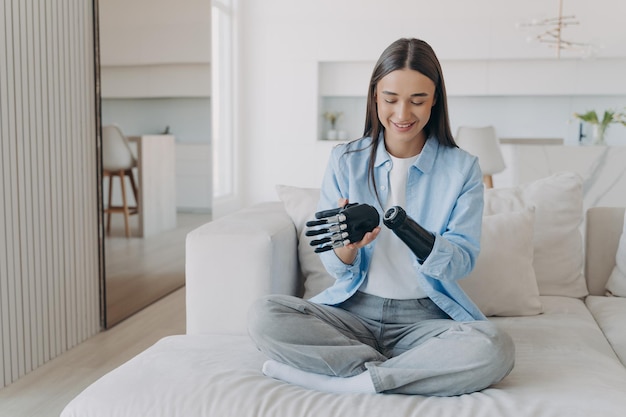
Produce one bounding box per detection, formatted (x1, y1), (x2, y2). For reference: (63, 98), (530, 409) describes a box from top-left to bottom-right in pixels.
(384, 99), (396, 104)
(411, 102), (425, 106)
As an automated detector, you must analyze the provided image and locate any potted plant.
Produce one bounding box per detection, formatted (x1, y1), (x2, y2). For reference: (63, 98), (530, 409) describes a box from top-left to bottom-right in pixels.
(323, 111), (343, 140)
(574, 108), (626, 145)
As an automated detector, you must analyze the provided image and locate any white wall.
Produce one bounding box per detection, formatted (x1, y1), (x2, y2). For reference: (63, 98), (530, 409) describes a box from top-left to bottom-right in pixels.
(99, 0), (211, 133)
(99, 0), (211, 65)
(236, 0), (626, 206)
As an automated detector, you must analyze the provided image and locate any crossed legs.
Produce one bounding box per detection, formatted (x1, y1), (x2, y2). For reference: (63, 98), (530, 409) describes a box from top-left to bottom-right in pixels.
(248, 293), (515, 396)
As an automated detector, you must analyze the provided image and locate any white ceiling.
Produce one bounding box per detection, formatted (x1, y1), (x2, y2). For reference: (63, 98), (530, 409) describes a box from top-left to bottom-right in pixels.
(418, 0), (626, 59)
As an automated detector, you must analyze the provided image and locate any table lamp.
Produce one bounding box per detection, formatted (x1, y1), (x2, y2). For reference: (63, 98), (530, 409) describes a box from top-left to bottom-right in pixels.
(455, 126), (506, 188)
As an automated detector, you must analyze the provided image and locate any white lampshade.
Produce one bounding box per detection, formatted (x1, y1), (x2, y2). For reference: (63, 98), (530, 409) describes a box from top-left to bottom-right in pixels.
(455, 126), (506, 175)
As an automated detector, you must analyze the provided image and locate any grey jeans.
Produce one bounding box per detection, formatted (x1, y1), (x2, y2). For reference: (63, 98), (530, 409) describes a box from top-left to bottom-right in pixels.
(248, 292), (515, 396)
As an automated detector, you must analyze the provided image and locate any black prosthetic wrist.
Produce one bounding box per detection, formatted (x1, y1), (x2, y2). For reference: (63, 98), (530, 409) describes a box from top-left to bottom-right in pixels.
(306, 203), (380, 253)
(383, 206), (435, 264)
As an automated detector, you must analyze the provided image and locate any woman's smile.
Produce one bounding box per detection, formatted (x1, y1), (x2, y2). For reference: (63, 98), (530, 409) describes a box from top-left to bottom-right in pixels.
(391, 120), (416, 131)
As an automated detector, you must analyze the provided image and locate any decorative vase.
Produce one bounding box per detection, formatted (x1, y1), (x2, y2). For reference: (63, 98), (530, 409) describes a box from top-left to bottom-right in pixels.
(326, 129), (338, 140)
(592, 124), (607, 145)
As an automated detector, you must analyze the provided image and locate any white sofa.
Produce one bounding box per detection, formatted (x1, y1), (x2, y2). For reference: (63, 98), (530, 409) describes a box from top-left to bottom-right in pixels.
(62, 173), (626, 417)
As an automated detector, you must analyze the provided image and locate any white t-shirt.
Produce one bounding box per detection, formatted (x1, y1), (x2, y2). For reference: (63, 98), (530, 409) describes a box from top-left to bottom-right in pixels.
(361, 154), (428, 299)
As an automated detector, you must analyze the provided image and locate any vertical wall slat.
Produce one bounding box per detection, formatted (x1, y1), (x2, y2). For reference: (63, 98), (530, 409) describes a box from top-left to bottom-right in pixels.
(72, 0), (85, 343)
(53, 0), (66, 356)
(0, 0), (9, 387)
(69, 0), (79, 346)
(2, 0), (19, 385)
(31, 0), (46, 368)
(9, 1), (28, 378)
(33, 0), (44, 370)
(17, 0), (30, 376)
(49, 0), (62, 358)
(41, 0), (54, 364)
(59, 0), (69, 348)
(24, 0), (38, 374)
(0, 0), (100, 389)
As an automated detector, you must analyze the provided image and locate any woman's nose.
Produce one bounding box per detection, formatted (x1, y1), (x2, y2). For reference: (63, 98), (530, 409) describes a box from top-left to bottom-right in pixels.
(396, 102), (410, 120)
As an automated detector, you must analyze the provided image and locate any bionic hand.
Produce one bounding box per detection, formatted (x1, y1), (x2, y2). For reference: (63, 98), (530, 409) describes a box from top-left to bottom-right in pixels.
(383, 206), (435, 264)
(305, 203), (380, 253)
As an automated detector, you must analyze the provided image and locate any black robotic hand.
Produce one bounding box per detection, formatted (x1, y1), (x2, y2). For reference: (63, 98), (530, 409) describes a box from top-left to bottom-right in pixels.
(306, 203), (380, 253)
(383, 206), (435, 264)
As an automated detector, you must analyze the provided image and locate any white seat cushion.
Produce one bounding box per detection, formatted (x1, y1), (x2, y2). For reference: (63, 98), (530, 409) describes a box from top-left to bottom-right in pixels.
(586, 295), (626, 366)
(62, 297), (626, 417)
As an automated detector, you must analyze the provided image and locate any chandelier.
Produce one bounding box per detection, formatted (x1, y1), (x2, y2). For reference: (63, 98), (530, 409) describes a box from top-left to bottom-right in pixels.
(518, 0), (590, 58)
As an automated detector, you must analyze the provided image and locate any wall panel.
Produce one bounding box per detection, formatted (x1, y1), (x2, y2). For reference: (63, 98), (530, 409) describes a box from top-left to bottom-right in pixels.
(0, 0), (100, 389)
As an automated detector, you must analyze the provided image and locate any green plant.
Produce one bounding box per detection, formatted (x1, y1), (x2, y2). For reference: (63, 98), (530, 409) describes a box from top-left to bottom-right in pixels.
(574, 108), (626, 144)
(573, 108), (626, 128)
(323, 111), (343, 129)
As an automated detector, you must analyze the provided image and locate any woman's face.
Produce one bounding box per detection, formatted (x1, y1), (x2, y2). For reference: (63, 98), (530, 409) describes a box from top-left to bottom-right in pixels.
(375, 68), (436, 157)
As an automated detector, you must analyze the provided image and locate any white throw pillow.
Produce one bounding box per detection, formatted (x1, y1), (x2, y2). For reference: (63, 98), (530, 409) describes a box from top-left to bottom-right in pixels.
(606, 211), (626, 297)
(459, 209), (542, 316)
(276, 185), (334, 299)
(277, 184), (542, 316)
(484, 172), (587, 298)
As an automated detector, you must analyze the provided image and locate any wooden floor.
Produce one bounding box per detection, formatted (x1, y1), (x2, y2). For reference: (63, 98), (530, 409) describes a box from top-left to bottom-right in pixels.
(104, 212), (212, 327)
(0, 212), (211, 417)
(0, 288), (186, 417)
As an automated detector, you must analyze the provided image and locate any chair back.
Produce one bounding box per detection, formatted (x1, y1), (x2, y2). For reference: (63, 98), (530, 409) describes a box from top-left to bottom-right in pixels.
(102, 125), (137, 171)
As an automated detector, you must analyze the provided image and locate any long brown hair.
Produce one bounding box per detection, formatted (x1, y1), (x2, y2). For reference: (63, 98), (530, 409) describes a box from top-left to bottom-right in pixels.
(358, 38), (456, 200)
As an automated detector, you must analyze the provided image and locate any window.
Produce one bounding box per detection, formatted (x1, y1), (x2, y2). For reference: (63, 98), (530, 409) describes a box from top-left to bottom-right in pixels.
(211, 0), (237, 201)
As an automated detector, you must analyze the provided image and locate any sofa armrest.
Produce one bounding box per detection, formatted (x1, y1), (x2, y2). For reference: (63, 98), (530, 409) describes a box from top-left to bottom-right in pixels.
(185, 202), (299, 335)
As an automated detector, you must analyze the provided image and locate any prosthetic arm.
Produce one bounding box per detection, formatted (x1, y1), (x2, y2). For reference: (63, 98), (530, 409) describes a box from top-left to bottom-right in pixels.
(383, 206), (435, 264)
(305, 203), (380, 253)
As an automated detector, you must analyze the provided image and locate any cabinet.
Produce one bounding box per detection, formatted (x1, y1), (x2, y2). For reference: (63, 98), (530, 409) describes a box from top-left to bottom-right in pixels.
(127, 135), (177, 237)
(175, 143), (212, 212)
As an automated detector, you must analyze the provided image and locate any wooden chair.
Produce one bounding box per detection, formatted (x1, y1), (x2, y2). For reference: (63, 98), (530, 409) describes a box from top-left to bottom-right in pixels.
(102, 125), (139, 238)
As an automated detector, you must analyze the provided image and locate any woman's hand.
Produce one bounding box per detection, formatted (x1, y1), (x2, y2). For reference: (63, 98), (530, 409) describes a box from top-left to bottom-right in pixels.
(334, 198), (381, 265)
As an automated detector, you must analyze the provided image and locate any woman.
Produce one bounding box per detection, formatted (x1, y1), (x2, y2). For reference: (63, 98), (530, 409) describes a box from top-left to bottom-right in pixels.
(248, 38), (515, 396)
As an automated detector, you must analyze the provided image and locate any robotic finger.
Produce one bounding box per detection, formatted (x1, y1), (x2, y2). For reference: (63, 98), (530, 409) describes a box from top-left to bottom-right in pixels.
(305, 203), (380, 253)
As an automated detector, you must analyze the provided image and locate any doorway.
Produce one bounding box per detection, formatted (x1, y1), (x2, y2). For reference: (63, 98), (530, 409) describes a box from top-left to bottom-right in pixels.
(97, 0), (213, 328)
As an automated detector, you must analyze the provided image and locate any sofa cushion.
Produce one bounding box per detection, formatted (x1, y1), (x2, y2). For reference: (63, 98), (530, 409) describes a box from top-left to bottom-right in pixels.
(276, 185), (334, 298)
(277, 185), (542, 317)
(586, 295), (626, 366)
(459, 208), (542, 316)
(606, 211), (626, 297)
(61, 297), (626, 417)
(484, 172), (587, 298)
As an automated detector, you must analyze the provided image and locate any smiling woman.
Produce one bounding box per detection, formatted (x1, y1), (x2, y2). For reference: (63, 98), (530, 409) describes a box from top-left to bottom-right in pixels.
(247, 38), (514, 397)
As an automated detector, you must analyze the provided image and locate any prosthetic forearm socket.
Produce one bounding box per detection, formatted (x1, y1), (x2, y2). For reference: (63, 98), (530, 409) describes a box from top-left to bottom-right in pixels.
(306, 203), (380, 253)
(383, 206), (435, 264)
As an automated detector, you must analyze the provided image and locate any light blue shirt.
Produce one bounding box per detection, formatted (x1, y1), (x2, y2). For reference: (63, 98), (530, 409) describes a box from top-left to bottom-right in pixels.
(309, 134), (486, 321)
